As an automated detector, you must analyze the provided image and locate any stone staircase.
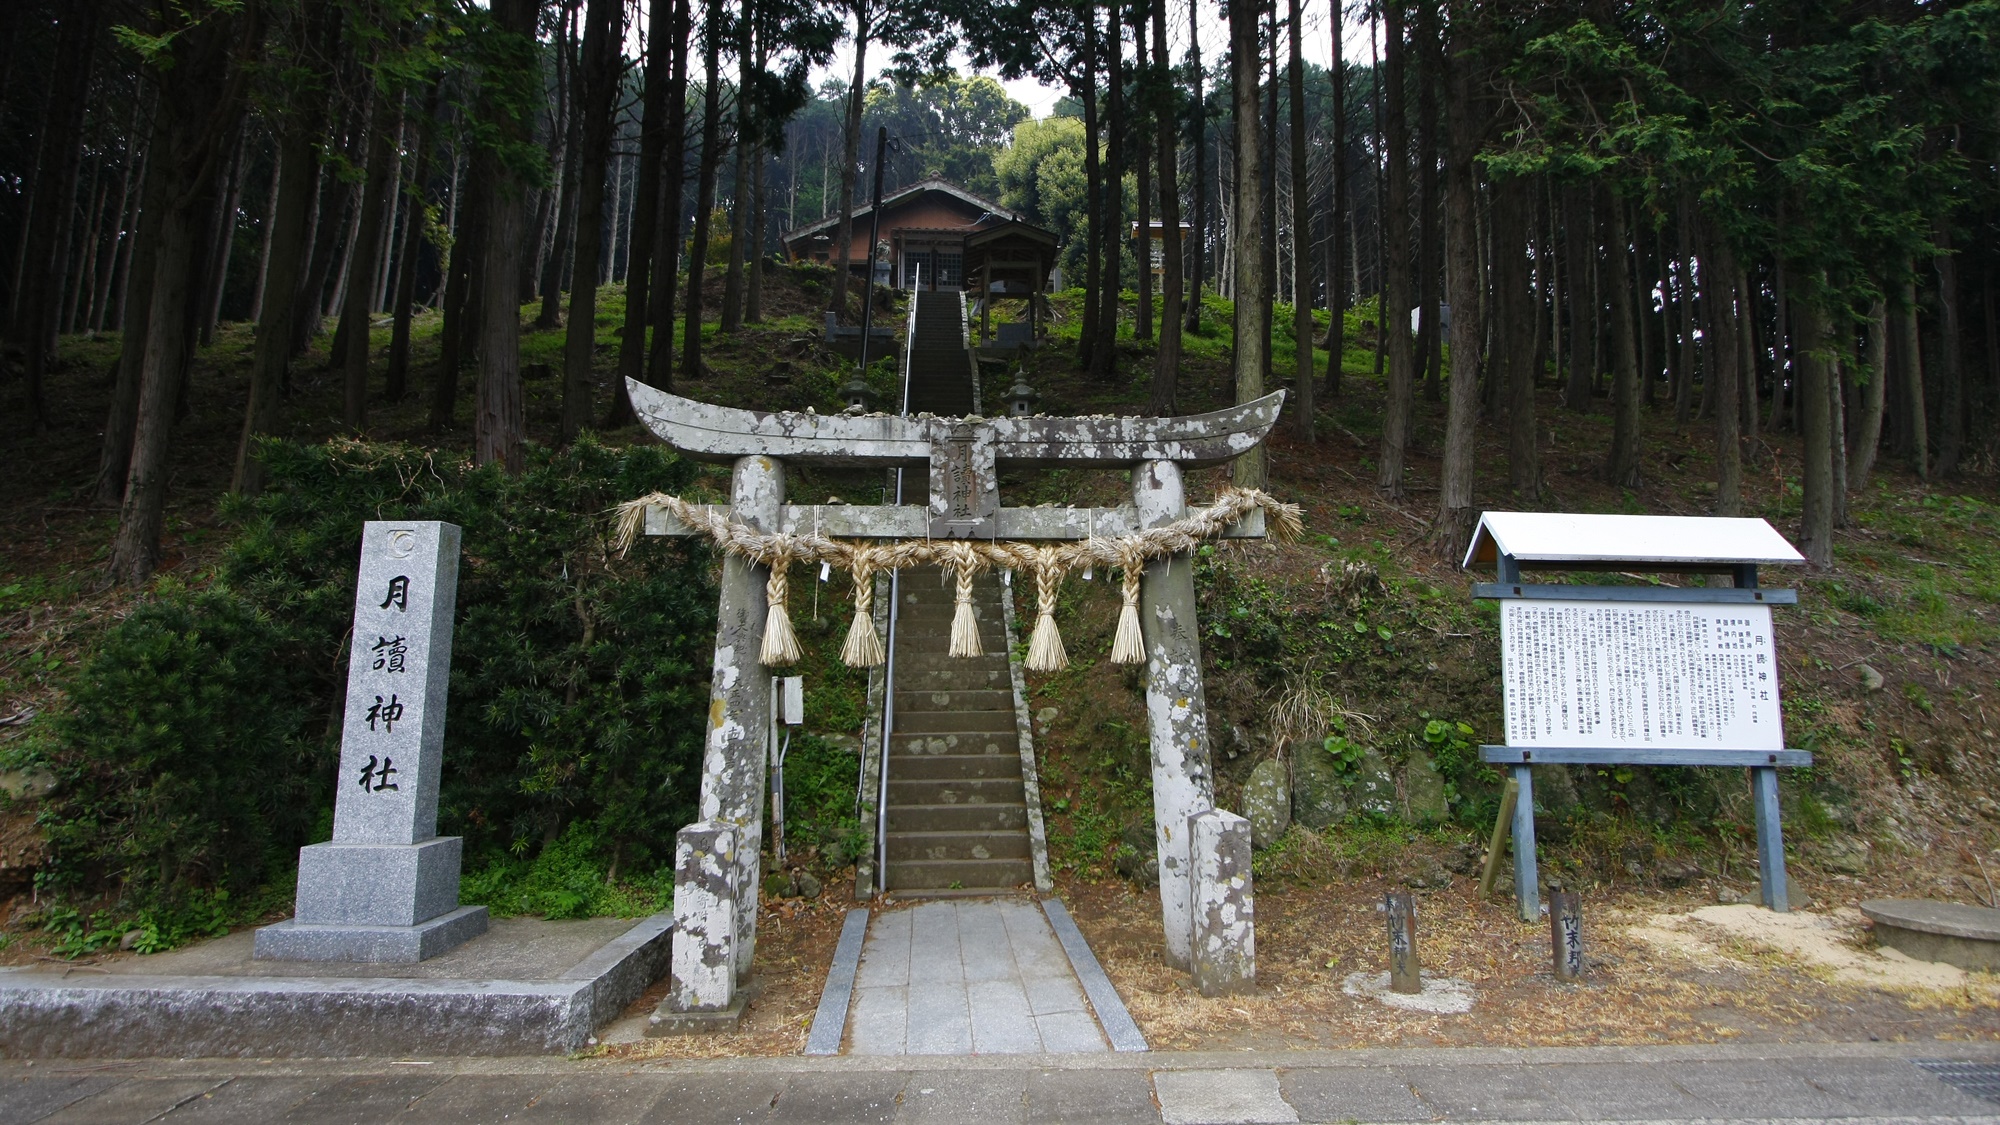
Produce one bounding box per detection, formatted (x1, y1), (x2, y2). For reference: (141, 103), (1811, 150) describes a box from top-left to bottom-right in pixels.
(881, 570), (1035, 894)
(903, 289), (976, 416)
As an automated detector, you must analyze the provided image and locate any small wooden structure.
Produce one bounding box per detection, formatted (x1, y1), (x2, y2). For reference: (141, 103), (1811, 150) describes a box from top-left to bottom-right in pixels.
(965, 220), (1059, 349)
(1462, 512), (1810, 921)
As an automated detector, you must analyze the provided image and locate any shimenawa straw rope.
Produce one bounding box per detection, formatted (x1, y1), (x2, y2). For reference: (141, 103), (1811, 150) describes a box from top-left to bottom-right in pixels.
(611, 488), (1302, 670)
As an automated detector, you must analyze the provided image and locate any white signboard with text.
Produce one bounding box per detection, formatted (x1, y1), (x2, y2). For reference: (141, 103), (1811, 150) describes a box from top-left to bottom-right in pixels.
(1499, 600), (1783, 751)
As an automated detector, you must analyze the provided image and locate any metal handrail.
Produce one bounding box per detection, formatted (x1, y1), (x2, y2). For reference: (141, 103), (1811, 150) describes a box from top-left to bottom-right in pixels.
(876, 264), (920, 888)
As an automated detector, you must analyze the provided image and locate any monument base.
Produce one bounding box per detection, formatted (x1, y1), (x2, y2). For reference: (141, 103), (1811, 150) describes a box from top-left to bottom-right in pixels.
(646, 978), (761, 1036)
(254, 904), (490, 963)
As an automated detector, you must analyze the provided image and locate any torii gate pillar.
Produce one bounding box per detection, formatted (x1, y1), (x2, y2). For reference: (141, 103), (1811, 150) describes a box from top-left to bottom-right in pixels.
(1135, 460), (1219, 971)
(670, 455), (782, 1017)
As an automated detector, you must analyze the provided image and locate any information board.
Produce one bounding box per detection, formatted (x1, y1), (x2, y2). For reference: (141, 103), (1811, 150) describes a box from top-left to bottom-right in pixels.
(1499, 600), (1783, 751)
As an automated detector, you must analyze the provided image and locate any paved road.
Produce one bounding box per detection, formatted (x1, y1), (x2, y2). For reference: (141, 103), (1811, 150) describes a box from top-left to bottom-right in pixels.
(5, 1043), (1997, 1124)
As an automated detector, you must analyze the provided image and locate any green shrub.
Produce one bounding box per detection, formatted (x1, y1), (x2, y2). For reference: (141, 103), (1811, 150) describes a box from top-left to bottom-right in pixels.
(14, 435), (717, 921)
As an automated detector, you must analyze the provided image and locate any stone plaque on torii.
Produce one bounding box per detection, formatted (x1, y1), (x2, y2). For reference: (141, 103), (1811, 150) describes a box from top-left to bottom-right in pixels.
(630, 380), (1281, 1023)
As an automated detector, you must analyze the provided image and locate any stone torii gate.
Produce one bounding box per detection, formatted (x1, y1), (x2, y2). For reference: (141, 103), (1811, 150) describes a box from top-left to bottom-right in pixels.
(630, 379), (1282, 1025)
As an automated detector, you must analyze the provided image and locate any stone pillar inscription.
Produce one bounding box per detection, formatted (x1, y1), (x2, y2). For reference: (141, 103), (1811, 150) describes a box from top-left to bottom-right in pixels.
(255, 521), (488, 963)
(1133, 459), (1218, 971)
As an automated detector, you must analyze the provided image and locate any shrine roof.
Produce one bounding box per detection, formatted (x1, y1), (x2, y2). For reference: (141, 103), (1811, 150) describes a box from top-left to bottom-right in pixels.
(1461, 511), (1807, 570)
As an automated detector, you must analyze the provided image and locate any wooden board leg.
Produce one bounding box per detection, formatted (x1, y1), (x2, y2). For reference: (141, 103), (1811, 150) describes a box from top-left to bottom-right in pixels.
(1753, 766), (1789, 912)
(1511, 764), (1539, 923)
(1477, 777), (1519, 899)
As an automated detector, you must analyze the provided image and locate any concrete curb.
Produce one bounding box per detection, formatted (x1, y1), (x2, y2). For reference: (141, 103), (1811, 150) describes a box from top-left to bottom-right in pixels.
(805, 907), (871, 1055)
(1041, 897), (1148, 1052)
(0, 912), (672, 1059)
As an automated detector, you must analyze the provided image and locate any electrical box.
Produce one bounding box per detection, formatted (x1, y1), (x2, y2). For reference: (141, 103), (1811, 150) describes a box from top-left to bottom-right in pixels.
(775, 676), (804, 726)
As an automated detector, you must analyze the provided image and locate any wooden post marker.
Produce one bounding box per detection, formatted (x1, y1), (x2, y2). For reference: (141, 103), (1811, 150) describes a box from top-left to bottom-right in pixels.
(1478, 778), (1520, 899)
(1550, 891), (1583, 981)
(1386, 892), (1420, 994)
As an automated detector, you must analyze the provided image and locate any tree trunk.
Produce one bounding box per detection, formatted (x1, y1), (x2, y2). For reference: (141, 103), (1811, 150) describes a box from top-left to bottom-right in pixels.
(1602, 196), (1642, 488)
(1376, 0), (1414, 498)
(476, 0), (541, 474)
(1287, 0), (1311, 440)
(827, 0), (868, 322)
(1320, 5), (1343, 391)
(1563, 187), (1592, 410)
(341, 95), (400, 431)
(1093, 7), (1124, 382)
(1932, 221), (1964, 477)
(431, 160), (480, 431)
(16, 0), (101, 429)
(235, 100), (323, 494)
(202, 131), (250, 344)
(1673, 198), (1697, 423)
(720, 12), (751, 334)
(1185, 0), (1204, 336)
(1414, 0), (1441, 403)
(538, 53), (583, 332)
(1738, 266), (1759, 448)
(1146, 0), (1183, 416)
(1433, 4), (1483, 559)
(682, 0), (723, 379)
(110, 11), (245, 584)
(387, 85), (440, 403)
(561, 0), (622, 441)
(92, 105), (148, 336)
(747, 135), (766, 323)
(1850, 297), (1888, 491)
(646, 0), (692, 389)
(1796, 289), (1835, 567)
(1133, 1), (1152, 346)
(1229, 0), (1269, 490)
(1500, 180), (1538, 499)
(95, 115), (168, 507)
(613, 0), (675, 421)
(1831, 329), (1850, 529)
(1897, 269), (1927, 479)
(1077, 19), (1100, 369)
(1705, 221), (1742, 516)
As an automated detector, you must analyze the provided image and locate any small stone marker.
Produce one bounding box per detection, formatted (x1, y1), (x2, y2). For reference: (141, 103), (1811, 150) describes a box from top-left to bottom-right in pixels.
(256, 522), (487, 963)
(1187, 808), (1255, 996)
(651, 820), (748, 1034)
(1550, 891), (1583, 981)
(1386, 892), (1420, 994)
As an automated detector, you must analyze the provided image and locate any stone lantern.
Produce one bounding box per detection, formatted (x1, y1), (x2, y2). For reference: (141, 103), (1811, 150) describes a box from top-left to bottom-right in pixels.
(840, 372), (877, 412)
(1006, 375), (1041, 417)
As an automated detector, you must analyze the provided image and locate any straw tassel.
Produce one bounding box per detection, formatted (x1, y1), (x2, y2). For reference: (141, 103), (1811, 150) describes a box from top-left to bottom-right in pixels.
(944, 545), (983, 658)
(1025, 549), (1068, 672)
(761, 557), (803, 666)
(1110, 561), (1146, 665)
(839, 563), (885, 667)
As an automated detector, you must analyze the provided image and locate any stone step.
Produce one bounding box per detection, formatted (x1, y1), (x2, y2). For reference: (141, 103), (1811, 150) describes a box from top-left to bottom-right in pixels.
(883, 857), (1033, 892)
(892, 688), (1015, 713)
(893, 709), (1016, 734)
(887, 753), (1023, 781)
(882, 802), (1028, 832)
(885, 830), (1031, 862)
(887, 777), (1024, 806)
(893, 666), (1011, 690)
(891, 732), (1013, 757)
